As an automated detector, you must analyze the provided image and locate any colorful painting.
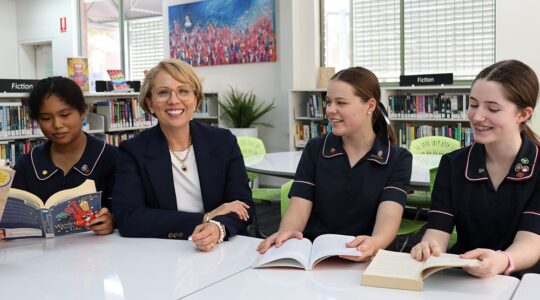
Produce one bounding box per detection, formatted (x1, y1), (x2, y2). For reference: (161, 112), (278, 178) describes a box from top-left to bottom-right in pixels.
(168, 0), (276, 66)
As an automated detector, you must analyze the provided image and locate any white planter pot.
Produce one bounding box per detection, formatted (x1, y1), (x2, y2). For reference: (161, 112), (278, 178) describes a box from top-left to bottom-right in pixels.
(227, 127), (259, 138)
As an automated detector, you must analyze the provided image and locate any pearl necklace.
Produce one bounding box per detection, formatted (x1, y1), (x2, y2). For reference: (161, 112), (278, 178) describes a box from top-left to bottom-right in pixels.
(169, 135), (192, 172)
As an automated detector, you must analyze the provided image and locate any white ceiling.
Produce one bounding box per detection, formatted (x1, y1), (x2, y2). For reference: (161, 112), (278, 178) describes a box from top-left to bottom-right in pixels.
(85, 0), (162, 23)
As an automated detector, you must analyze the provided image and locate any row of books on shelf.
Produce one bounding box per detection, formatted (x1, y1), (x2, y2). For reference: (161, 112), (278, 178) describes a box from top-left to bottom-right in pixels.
(193, 96), (217, 118)
(0, 139), (45, 165)
(0, 131), (148, 163)
(0, 104), (41, 137)
(388, 94), (469, 119)
(94, 98), (157, 130)
(300, 94), (325, 118)
(396, 123), (474, 147)
(294, 121), (331, 147)
(104, 132), (139, 147)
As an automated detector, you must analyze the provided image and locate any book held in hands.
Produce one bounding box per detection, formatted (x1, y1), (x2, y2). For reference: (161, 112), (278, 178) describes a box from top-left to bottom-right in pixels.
(0, 179), (101, 239)
(253, 234), (362, 271)
(360, 249), (480, 291)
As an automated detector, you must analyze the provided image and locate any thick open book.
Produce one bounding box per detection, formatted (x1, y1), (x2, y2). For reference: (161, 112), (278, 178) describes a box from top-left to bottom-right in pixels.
(361, 249), (480, 291)
(253, 234), (362, 271)
(0, 179), (101, 239)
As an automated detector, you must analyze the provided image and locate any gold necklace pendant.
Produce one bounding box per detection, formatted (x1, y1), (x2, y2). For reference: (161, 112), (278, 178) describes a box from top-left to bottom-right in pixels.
(170, 135), (192, 172)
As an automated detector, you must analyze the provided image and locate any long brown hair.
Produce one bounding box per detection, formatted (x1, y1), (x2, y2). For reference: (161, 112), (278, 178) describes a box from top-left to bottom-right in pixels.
(330, 67), (396, 144)
(472, 59), (540, 145)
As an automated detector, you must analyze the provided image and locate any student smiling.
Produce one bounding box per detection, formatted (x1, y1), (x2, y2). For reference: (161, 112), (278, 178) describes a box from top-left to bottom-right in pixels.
(258, 67), (412, 262)
(411, 60), (540, 277)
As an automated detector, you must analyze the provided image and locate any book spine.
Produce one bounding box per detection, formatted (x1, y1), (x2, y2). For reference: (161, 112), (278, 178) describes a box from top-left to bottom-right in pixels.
(41, 209), (55, 238)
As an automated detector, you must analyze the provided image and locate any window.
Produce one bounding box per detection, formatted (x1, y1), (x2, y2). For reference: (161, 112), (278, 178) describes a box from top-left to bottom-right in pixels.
(322, 0), (351, 72)
(323, 0), (495, 82)
(80, 0), (163, 86)
(127, 17), (164, 81)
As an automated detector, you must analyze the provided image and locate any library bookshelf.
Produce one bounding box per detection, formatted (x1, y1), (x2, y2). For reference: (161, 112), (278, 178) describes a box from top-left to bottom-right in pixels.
(381, 85), (473, 149)
(0, 91), (221, 164)
(288, 89), (329, 150)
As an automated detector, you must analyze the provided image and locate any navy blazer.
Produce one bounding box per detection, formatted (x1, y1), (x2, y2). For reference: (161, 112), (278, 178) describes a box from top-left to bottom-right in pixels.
(112, 121), (254, 239)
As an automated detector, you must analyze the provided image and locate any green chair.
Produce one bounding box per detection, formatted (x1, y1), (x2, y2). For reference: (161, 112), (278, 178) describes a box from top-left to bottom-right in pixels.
(397, 136), (461, 251)
(409, 135), (462, 155)
(236, 136), (281, 204)
(397, 167), (438, 251)
(280, 180), (293, 217)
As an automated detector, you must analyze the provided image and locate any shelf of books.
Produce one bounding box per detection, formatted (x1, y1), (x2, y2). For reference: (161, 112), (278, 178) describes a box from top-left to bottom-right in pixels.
(288, 89), (330, 150)
(193, 92), (220, 126)
(382, 86), (473, 148)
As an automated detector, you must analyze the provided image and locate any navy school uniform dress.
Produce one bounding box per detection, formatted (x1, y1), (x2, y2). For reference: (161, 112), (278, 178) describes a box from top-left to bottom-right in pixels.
(427, 134), (540, 273)
(289, 132), (413, 241)
(12, 133), (118, 210)
(112, 121), (254, 240)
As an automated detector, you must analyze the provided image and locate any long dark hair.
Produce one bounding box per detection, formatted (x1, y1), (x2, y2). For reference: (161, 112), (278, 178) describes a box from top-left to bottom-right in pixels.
(330, 67), (396, 144)
(473, 59), (540, 145)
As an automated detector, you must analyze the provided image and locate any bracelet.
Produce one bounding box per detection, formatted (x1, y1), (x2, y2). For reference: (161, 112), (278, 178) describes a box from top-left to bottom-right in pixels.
(203, 213), (211, 223)
(497, 250), (515, 275)
(208, 219), (225, 244)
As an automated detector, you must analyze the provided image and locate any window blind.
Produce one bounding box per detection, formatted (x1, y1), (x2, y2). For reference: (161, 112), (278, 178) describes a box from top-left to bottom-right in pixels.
(127, 16), (164, 81)
(351, 0), (401, 82)
(403, 0), (495, 80)
(348, 0), (495, 82)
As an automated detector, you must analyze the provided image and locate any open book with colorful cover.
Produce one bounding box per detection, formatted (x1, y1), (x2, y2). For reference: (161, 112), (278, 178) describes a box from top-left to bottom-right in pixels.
(361, 249), (480, 291)
(0, 179), (101, 239)
(253, 234), (362, 271)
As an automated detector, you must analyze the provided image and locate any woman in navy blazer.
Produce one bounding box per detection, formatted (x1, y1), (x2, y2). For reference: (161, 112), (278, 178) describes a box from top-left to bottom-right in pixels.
(112, 59), (254, 251)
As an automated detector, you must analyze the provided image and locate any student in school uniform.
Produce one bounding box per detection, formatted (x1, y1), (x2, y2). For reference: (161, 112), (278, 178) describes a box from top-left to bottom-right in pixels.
(258, 67), (413, 261)
(112, 59), (253, 251)
(11, 76), (117, 235)
(411, 59), (540, 277)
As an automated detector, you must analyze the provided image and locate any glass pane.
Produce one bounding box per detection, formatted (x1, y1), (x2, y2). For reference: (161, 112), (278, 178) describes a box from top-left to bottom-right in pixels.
(80, 0), (122, 91)
(322, 0), (350, 72)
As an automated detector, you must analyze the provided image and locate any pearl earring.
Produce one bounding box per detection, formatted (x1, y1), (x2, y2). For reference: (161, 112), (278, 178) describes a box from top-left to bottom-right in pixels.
(367, 111), (371, 115)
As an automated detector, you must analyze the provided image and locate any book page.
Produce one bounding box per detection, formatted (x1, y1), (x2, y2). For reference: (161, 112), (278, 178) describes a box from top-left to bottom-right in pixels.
(45, 179), (96, 208)
(421, 253), (480, 279)
(7, 189), (44, 208)
(363, 250), (423, 280)
(253, 238), (312, 270)
(309, 234), (361, 269)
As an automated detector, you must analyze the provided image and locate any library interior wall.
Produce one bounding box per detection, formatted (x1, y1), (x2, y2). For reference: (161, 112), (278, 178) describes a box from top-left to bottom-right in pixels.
(15, 0), (79, 78)
(496, 0), (540, 135)
(0, 0), (18, 78)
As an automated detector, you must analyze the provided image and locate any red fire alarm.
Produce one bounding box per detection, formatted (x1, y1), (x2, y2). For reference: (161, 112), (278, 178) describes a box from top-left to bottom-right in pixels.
(60, 17), (67, 33)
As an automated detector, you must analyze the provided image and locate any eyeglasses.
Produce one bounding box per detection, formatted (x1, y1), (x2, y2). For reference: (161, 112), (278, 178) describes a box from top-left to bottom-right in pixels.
(152, 87), (194, 102)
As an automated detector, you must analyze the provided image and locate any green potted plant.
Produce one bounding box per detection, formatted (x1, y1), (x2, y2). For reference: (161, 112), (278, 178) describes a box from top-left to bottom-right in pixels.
(218, 86), (276, 137)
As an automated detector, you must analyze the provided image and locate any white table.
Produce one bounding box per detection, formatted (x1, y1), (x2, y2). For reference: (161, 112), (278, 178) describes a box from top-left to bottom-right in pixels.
(511, 273), (540, 299)
(245, 151), (442, 187)
(0, 232), (260, 299)
(185, 258), (519, 300)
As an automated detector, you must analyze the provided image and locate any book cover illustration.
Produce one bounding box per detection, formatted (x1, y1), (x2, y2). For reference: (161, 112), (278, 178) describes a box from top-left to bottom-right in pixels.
(67, 57), (89, 92)
(107, 69), (131, 92)
(0, 180), (101, 239)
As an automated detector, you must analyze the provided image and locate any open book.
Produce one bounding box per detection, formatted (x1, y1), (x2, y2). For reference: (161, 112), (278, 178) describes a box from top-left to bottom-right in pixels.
(253, 234), (362, 271)
(361, 249), (480, 291)
(0, 179), (101, 239)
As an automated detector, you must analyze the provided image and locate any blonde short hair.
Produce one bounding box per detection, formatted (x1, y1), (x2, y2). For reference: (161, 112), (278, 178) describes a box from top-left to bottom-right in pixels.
(138, 59), (203, 113)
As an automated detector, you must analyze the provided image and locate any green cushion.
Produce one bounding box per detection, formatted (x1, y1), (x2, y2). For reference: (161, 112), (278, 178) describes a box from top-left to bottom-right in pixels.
(252, 188), (281, 204)
(406, 191), (431, 209)
(397, 219), (426, 236)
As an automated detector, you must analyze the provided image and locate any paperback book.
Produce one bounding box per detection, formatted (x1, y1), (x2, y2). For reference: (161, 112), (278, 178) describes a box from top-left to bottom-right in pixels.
(0, 179), (101, 239)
